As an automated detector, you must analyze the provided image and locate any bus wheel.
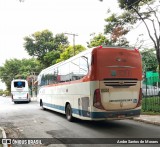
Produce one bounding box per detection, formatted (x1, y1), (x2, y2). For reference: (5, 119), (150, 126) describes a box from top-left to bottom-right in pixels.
(40, 100), (46, 110)
(66, 104), (73, 122)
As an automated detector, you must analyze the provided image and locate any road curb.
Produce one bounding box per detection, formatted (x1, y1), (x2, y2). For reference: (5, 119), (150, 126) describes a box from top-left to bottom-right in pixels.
(133, 118), (160, 126)
(0, 127), (7, 147)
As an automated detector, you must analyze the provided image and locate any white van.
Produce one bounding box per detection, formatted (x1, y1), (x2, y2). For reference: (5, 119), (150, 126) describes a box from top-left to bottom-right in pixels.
(11, 79), (31, 103)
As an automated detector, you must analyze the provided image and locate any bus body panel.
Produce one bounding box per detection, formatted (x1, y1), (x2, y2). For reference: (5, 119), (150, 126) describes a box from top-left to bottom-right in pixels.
(91, 47), (142, 81)
(39, 81), (91, 118)
(11, 79), (31, 102)
(89, 81), (141, 120)
(99, 80), (141, 110)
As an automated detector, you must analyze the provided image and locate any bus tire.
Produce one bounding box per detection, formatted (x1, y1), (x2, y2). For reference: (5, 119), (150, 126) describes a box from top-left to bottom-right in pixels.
(40, 99), (46, 110)
(66, 104), (74, 122)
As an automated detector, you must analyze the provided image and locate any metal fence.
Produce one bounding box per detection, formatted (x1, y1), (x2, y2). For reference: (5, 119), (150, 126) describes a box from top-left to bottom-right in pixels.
(142, 71), (160, 112)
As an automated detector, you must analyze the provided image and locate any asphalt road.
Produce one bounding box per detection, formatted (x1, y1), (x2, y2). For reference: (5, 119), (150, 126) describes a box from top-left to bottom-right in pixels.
(0, 96), (160, 147)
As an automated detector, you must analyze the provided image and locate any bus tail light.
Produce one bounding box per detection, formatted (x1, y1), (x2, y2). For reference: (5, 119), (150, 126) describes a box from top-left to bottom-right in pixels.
(136, 88), (142, 107)
(93, 89), (104, 110)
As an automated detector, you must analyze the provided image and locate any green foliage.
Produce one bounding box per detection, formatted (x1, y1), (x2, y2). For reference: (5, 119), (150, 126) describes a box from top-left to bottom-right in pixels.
(118, 0), (153, 10)
(3, 90), (9, 96)
(118, 0), (141, 9)
(24, 30), (54, 57)
(0, 89), (9, 96)
(118, 0), (155, 22)
(54, 34), (69, 51)
(57, 45), (86, 63)
(24, 30), (69, 66)
(0, 58), (42, 91)
(0, 89), (3, 96)
(87, 33), (109, 48)
(104, 12), (130, 46)
(43, 50), (60, 67)
(42, 42), (68, 67)
(117, 0), (160, 65)
(141, 49), (158, 71)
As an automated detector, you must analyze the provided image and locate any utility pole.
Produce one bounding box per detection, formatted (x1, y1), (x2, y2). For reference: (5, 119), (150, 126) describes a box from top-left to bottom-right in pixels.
(64, 33), (78, 55)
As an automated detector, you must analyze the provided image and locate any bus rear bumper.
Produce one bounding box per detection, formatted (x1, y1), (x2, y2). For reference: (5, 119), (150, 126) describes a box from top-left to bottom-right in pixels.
(90, 109), (141, 120)
(12, 99), (30, 102)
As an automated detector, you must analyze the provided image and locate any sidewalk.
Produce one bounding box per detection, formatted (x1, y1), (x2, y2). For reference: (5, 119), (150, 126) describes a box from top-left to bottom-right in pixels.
(133, 114), (160, 126)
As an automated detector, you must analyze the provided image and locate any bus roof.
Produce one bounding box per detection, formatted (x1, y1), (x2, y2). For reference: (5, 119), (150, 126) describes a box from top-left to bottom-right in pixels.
(11, 79), (27, 82)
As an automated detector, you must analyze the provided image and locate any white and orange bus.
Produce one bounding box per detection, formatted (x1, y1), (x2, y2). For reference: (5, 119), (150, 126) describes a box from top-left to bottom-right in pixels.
(37, 46), (142, 121)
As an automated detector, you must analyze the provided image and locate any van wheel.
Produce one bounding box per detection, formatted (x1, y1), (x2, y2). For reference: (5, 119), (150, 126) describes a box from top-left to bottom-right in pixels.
(66, 104), (73, 122)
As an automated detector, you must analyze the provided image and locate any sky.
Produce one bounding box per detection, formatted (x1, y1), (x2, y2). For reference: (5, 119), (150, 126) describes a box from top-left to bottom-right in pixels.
(0, 0), (119, 66)
(0, 0), (156, 90)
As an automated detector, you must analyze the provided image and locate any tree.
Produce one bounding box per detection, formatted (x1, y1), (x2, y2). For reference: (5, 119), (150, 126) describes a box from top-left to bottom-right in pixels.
(87, 33), (109, 48)
(42, 41), (70, 67)
(104, 11), (131, 46)
(43, 50), (61, 67)
(0, 58), (42, 91)
(117, 0), (160, 69)
(57, 45), (86, 63)
(141, 48), (158, 71)
(24, 30), (69, 66)
(0, 89), (3, 96)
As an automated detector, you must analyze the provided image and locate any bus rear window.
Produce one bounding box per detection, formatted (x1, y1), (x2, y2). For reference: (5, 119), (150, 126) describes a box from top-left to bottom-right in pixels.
(14, 81), (25, 88)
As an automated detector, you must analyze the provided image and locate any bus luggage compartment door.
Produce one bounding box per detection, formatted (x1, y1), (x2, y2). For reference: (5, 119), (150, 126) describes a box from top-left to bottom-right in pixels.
(100, 80), (140, 110)
(78, 97), (90, 117)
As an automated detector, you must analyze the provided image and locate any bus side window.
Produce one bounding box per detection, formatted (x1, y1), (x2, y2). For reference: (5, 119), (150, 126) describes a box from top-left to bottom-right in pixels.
(53, 68), (58, 84)
(80, 56), (89, 76)
(70, 58), (80, 81)
(57, 63), (70, 83)
(41, 74), (45, 86)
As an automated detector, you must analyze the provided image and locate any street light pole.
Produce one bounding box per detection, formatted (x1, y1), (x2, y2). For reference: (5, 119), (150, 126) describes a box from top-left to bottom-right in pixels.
(64, 33), (78, 55)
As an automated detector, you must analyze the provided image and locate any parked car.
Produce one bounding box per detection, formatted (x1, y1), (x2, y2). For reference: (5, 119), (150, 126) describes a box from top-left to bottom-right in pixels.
(142, 84), (160, 97)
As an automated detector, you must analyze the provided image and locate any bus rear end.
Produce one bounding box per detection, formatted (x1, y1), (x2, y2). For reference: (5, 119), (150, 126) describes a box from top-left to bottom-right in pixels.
(11, 79), (31, 103)
(91, 46), (142, 120)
